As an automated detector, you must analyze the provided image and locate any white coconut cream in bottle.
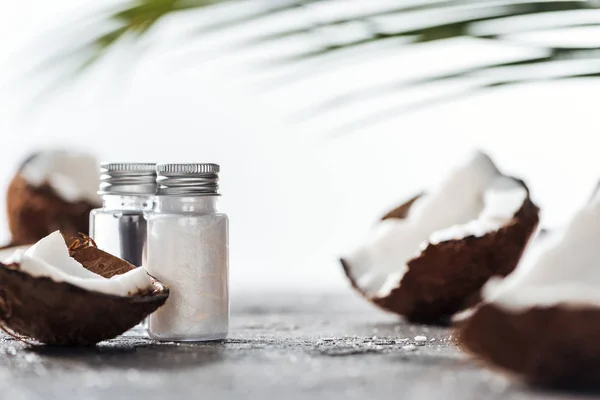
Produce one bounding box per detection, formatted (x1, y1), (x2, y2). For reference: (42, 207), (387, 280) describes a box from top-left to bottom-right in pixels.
(146, 163), (229, 341)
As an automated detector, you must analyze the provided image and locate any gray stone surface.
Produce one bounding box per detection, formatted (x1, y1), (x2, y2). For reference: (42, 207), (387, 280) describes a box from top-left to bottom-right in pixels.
(0, 292), (593, 399)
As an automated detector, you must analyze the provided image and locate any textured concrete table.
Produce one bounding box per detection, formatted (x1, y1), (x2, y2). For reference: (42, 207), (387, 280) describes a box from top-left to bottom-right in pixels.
(0, 292), (590, 399)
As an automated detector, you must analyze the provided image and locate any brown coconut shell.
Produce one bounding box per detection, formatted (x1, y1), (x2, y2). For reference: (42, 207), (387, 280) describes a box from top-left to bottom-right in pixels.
(458, 303), (600, 390)
(341, 194), (425, 309)
(0, 240), (168, 346)
(342, 186), (539, 325)
(381, 193), (423, 220)
(68, 234), (134, 278)
(6, 174), (97, 246)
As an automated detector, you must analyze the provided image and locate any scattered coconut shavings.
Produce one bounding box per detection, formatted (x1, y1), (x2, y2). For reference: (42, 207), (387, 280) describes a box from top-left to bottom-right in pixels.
(458, 193), (600, 390)
(341, 151), (539, 324)
(0, 231), (169, 346)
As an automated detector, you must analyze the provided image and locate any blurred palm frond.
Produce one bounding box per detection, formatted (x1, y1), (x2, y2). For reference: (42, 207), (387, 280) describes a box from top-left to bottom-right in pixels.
(61, 0), (600, 129)
(31, 0), (216, 79)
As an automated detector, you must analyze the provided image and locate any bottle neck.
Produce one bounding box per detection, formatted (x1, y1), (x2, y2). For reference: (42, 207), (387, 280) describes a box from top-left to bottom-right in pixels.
(154, 196), (219, 214)
(101, 195), (154, 211)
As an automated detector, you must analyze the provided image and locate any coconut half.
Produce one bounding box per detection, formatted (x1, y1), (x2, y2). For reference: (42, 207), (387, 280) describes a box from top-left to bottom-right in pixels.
(0, 231), (168, 346)
(6, 150), (101, 246)
(458, 190), (600, 390)
(341, 151), (539, 324)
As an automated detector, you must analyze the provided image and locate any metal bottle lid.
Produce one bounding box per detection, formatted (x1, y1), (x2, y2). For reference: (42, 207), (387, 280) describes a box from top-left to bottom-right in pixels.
(156, 163), (220, 195)
(98, 163), (157, 196)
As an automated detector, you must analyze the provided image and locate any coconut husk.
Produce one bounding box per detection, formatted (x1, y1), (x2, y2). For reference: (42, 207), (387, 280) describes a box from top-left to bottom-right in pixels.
(68, 234), (134, 278)
(0, 243), (168, 346)
(7, 175), (95, 246)
(458, 303), (600, 390)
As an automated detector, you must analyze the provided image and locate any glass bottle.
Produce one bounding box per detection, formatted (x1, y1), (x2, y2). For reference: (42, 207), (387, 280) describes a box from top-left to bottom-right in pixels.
(89, 163), (156, 267)
(145, 163), (229, 341)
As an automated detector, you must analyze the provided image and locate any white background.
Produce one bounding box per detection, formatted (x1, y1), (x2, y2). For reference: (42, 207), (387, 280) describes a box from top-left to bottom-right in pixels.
(0, 0), (598, 291)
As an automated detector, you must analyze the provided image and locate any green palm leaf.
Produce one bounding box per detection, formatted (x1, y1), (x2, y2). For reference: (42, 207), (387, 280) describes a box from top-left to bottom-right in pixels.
(49, 0), (600, 130)
(231, 0), (592, 51)
(296, 45), (600, 115)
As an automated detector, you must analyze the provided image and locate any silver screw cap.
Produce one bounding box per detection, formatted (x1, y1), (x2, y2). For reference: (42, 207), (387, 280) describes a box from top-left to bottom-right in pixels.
(156, 163), (220, 196)
(98, 163), (157, 196)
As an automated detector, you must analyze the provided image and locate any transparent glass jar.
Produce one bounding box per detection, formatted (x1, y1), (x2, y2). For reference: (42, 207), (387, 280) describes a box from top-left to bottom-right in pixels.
(89, 163), (156, 268)
(145, 164), (229, 341)
(90, 195), (153, 267)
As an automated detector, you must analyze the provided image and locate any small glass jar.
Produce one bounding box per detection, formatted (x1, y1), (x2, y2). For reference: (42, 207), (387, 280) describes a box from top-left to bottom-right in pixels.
(89, 163), (156, 267)
(145, 163), (229, 341)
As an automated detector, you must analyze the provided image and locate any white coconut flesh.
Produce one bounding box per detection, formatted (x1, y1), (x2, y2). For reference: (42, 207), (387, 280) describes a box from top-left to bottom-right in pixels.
(20, 150), (101, 205)
(342, 151), (528, 299)
(482, 190), (600, 311)
(3, 232), (154, 297)
(0, 245), (31, 263)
